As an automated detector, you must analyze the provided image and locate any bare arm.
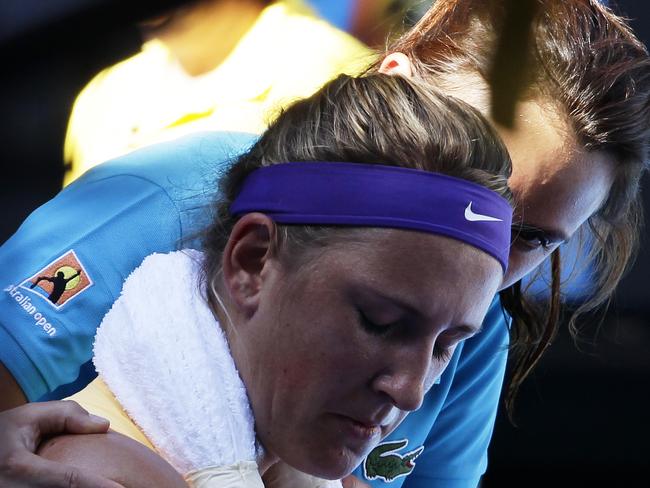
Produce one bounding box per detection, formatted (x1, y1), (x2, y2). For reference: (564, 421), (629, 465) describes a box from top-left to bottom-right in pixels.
(0, 360), (27, 411)
(38, 430), (188, 488)
(0, 401), (121, 487)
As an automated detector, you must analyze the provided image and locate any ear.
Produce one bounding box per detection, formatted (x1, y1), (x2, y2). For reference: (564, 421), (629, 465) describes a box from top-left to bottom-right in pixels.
(378, 52), (414, 78)
(221, 213), (277, 318)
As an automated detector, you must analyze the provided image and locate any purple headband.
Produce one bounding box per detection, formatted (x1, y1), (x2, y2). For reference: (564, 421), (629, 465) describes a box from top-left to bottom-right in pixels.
(230, 162), (513, 272)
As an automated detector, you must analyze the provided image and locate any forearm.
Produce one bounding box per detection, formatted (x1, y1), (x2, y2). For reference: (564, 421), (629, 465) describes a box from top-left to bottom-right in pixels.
(0, 360), (27, 411)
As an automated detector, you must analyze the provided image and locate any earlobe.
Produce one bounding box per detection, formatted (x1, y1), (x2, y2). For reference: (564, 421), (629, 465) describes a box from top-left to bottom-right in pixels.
(221, 213), (277, 317)
(379, 52), (414, 78)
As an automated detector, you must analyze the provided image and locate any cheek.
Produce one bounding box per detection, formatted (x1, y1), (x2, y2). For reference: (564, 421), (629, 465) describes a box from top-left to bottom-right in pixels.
(504, 248), (537, 288)
(503, 245), (556, 289)
(270, 314), (370, 394)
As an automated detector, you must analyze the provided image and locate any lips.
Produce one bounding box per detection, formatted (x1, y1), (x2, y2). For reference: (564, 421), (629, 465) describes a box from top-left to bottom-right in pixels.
(348, 416), (379, 428)
(336, 415), (382, 441)
(337, 406), (401, 435)
(350, 406), (400, 429)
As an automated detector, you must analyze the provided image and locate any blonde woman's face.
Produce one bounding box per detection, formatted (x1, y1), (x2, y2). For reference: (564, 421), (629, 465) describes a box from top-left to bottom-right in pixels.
(233, 229), (501, 478)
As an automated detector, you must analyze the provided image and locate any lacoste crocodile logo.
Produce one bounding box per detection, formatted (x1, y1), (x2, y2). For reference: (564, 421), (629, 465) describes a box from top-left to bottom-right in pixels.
(363, 439), (424, 483)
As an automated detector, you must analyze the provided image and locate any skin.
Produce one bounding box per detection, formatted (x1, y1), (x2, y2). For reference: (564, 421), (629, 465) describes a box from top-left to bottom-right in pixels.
(0, 401), (121, 488)
(221, 214), (502, 479)
(500, 102), (615, 287)
(379, 54), (616, 289)
(142, 0), (267, 76)
(0, 361), (26, 411)
(38, 432), (187, 488)
(0, 55), (617, 486)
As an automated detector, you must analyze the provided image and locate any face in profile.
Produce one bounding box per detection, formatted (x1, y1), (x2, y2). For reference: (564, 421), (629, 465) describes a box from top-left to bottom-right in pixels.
(232, 228), (503, 478)
(416, 72), (616, 289)
(493, 100), (616, 289)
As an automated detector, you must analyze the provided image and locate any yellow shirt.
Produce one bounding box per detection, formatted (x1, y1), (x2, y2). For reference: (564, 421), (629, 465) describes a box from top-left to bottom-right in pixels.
(67, 377), (154, 449)
(63, 0), (374, 185)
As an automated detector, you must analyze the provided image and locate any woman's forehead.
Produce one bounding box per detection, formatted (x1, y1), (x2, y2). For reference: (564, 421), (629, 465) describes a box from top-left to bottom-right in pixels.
(303, 229), (502, 318)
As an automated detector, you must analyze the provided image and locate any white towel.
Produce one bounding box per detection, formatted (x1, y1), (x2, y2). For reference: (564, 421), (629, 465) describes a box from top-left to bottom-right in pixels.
(93, 249), (344, 488)
(93, 249), (261, 483)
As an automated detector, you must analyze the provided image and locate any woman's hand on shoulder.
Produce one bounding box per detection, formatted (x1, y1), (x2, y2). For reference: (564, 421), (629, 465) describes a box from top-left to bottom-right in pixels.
(38, 426), (188, 488)
(0, 400), (123, 487)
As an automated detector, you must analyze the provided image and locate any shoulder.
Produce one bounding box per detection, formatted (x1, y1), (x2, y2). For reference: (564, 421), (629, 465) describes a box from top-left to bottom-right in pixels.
(78, 131), (257, 191)
(258, 2), (375, 86)
(38, 431), (188, 488)
(67, 378), (155, 450)
(70, 41), (168, 111)
(59, 131), (257, 241)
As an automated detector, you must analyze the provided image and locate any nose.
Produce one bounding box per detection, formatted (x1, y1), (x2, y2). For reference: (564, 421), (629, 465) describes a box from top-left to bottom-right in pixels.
(371, 341), (440, 412)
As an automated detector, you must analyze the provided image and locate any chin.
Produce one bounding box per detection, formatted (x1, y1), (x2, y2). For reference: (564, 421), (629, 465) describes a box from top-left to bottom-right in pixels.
(289, 445), (367, 480)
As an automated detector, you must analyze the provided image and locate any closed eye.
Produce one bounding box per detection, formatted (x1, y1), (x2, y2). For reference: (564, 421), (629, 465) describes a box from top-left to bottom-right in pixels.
(358, 309), (463, 363)
(432, 344), (453, 362)
(357, 308), (397, 335)
(512, 223), (565, 252)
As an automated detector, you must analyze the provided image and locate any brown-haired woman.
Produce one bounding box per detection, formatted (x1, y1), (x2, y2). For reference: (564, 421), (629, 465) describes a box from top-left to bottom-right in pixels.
(346, 0), (649, 486)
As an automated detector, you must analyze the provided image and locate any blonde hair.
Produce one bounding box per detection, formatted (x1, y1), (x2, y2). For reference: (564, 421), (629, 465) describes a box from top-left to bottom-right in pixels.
(202, 72), (513, 323)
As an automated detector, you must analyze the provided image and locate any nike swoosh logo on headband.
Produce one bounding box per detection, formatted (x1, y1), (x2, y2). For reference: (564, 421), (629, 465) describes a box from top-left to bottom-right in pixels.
(464, 202), (503, 222)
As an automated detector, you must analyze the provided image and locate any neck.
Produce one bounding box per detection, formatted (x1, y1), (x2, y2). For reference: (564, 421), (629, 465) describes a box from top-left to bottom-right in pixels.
(258, 451), (280, 475)
(146, 0), (266, 76)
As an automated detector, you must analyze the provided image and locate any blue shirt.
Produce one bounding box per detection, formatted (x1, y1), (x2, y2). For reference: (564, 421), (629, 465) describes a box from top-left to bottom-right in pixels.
(0, 132), (509, 487)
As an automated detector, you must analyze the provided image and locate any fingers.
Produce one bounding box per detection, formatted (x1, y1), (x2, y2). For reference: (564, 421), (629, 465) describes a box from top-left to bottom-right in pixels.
(341, 474), (371, 488)
(1, 453), (123, 488)
(23, 401), (109, 440)
(0, 401), (118, 488)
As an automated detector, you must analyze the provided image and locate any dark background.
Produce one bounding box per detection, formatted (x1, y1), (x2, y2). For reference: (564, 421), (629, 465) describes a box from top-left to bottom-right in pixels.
(484, 1), (650, 485)
(1, 1), (649, 486)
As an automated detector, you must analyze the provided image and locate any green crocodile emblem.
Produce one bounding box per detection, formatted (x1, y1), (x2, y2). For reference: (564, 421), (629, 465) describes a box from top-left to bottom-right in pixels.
(363, 439), (424, 482)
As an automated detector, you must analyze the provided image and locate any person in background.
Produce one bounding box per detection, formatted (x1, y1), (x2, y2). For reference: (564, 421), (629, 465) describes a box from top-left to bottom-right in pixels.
(62, 0), (372, 185)
(308, 0), (426, 48)
(1, 1), (649, 487)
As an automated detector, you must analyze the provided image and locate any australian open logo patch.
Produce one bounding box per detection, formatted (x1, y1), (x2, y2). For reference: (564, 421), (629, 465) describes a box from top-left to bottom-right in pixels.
(20, 250), (93, 309)
(363, 439), (424, 483)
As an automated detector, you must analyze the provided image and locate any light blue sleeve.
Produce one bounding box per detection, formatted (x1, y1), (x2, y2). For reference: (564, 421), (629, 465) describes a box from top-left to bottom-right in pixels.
(0, 131), (256, 401)
(0, 173), (183, 401)
(401, 299), (510, 487)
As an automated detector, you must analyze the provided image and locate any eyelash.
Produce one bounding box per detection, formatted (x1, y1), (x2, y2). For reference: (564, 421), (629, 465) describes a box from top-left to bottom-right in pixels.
(432, 345), (453, 362)
(357, 310), (453, 362)
(513, 227), (551, 251)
